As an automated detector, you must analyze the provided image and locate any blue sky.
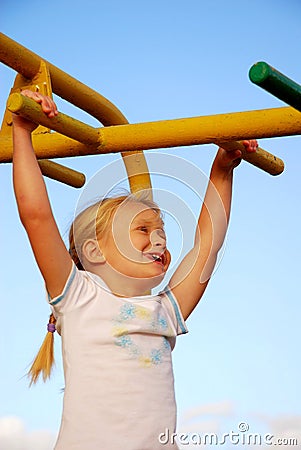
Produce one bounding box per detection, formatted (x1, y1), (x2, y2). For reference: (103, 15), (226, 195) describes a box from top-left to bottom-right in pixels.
(1, 1), (301, 448)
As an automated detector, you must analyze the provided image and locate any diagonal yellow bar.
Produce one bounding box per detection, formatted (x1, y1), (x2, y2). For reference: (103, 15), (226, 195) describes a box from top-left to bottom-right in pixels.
(5, 92), (297, 175)
(7, 92), (100, 146)
(37, 160), (86, 188)
(0, 32), (127, 126)
(0, 32), (152, 194)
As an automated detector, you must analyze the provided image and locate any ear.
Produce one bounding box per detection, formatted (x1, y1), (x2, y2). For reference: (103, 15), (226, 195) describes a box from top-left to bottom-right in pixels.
(82, 239), (106, 264)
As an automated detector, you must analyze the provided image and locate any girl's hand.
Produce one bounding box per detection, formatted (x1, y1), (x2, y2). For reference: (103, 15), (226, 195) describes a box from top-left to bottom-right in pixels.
(12, 89), (58, 133)
(214, 139), (259, 173)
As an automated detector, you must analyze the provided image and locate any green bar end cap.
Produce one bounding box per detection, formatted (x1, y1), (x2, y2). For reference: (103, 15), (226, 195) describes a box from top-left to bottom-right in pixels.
(249, 62), (272, 85)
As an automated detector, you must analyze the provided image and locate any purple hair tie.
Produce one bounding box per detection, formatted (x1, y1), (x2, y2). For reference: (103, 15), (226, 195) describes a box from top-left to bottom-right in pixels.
(47, 323), (56, 333)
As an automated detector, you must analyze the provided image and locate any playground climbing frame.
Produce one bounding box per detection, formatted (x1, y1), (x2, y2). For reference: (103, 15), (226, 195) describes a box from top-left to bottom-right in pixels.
(1, 33), (300, 190)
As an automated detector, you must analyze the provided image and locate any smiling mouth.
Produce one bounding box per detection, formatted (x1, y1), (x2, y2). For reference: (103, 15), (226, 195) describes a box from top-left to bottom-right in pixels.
(144, 253), (165, 265)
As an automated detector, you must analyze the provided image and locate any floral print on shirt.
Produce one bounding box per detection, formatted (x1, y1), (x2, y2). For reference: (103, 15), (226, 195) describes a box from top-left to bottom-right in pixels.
(112, 301), (172, 367)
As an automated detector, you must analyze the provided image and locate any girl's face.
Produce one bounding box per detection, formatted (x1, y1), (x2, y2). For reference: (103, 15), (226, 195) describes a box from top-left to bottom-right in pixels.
(99, 201), (171, 284)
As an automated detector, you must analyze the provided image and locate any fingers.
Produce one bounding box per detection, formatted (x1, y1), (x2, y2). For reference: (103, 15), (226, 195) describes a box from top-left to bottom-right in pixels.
(221, 149), (240, 160)
(227, 149), (242, 167)
(41, 95), (58, 118)
(216, 147), (242, 170)
(215, 139), (259, 173)
(20, 89), (58, 118)
(242, 139), (259, 153)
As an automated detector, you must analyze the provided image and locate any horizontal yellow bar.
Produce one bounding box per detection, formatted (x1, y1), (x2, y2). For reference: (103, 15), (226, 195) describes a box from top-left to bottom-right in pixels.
(98, 108), (300, 152)
(6, 93), (296, 175)
(0, 133), (95, 162)
(0, 125), (285, 176)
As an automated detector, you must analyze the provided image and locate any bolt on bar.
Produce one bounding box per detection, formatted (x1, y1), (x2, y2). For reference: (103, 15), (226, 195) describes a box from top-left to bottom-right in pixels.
(5, 92), (289, 176)
(249, 62), (301, 113)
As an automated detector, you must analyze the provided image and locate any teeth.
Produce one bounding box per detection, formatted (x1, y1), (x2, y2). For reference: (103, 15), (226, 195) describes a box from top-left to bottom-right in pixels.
(152, 254), (162, 262)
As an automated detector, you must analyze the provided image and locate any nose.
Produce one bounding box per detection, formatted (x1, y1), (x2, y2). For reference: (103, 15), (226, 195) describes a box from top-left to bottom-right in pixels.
(150, 229), (166, 248)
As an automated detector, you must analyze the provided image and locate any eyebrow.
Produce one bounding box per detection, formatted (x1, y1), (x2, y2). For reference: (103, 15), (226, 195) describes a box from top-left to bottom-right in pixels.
(132, 218), (164, 228)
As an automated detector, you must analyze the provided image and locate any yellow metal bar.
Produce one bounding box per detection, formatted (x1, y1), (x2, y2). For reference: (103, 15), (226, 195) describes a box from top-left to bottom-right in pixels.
(7, 93), (100, 145)
(38, 160), (85, 188)
(0, 32), (152, 193)
(0, 71), (86, 188)
(97, 108), (300, 152)
(5, 93), (295, 175)
(0, 33), (127, 126)
(0, 34), (151, 194)
(0, 133), (94, 162)
(1, 128), (284, 175)
(213, 140), (283, 175)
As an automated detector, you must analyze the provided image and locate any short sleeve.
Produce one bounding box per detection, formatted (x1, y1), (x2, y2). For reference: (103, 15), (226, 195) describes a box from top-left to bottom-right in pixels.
(47, 263), (100, 315)
(159, 287), (188, 336)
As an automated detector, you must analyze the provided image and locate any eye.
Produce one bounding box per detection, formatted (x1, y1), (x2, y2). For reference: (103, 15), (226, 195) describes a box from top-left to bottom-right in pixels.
(137, 226), (148, 233)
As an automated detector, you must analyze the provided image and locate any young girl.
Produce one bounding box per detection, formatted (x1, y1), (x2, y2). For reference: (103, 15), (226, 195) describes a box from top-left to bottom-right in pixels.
(12, 90), (257, 450)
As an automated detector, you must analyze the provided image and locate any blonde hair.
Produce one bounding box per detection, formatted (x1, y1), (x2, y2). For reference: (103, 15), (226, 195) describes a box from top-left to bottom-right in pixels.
(28, 193), (161, 384)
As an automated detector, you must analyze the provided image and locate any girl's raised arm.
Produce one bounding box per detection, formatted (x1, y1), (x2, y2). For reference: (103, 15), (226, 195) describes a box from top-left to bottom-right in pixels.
(12, 90), (73, 299)
(168, 141), (258, 320)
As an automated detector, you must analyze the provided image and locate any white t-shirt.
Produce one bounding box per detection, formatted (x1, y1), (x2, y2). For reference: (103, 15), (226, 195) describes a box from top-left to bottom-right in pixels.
(49, 263), (188, 450)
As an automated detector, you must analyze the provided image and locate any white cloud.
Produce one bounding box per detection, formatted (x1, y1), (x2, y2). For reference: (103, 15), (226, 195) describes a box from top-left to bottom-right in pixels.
(266, 415), (301, 450)
(0, 416), (56, 450)
(179, 400), (234, 424)
(249, 412), (301, 449)
(178, 419), (220, 434)
(270, 414), (301, 432)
